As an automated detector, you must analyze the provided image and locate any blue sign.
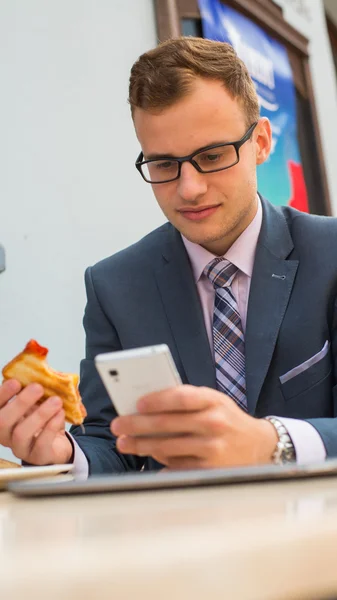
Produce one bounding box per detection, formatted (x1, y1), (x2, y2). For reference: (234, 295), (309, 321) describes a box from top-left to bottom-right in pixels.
(198, 0), (308, 211)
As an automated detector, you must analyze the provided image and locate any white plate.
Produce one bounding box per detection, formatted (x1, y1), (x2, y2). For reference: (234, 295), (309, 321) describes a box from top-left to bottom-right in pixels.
(0, 464), (74, 491)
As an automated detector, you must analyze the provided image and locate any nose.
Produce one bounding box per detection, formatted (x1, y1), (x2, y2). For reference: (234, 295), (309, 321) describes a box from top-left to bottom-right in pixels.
(177, 161), (208, 202)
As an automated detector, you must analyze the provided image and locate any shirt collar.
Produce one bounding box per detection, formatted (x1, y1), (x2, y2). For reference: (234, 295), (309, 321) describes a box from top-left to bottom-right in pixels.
(182, 196), (262, 283)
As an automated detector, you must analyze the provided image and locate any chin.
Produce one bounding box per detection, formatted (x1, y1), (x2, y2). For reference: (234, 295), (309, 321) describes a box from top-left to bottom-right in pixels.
(182, 229), (224, 247)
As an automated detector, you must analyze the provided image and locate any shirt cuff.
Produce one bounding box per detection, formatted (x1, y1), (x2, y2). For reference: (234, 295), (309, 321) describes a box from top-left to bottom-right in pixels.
(275, 417), (327, 464)
(66, 433), (89, 480)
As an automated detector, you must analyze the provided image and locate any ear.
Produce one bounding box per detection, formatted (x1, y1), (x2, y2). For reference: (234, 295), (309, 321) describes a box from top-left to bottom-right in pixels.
(255, 118), (272, 165)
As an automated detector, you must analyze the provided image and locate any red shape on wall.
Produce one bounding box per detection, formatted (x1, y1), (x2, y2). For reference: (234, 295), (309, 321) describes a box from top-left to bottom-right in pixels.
(288, 160), (309, 213)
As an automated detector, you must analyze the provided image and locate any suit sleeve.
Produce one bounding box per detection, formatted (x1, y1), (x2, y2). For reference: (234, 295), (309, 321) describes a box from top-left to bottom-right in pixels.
(304, 295), (337, 457)
(70, 267), (145, 475)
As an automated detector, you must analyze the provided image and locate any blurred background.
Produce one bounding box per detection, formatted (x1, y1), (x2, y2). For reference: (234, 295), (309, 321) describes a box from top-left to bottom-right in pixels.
(1, 0), (337, 462)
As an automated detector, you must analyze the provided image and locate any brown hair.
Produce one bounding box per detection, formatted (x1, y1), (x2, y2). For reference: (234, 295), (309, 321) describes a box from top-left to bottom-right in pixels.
(128, 37), (259, 125)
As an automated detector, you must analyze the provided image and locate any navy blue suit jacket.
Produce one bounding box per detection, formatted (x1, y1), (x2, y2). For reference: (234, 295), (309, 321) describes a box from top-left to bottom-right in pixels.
(71, 198), (337, 474)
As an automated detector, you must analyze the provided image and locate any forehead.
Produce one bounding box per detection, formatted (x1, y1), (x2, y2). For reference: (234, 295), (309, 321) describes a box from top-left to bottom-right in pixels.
(133, 78), (246, 157)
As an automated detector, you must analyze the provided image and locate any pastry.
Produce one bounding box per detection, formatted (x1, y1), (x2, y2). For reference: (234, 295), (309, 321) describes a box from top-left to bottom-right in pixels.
(2, 340), (86, 425)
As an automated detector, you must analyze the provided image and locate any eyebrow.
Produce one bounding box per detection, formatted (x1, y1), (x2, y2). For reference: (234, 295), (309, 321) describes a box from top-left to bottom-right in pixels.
(145, 141), (232, 161)
(145, 152), (177, 160)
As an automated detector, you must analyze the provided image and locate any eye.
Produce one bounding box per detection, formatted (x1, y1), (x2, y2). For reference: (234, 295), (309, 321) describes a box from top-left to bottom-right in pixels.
(195, 145), (237, 170)
(198, 151), (227, 164)
(203, 153), (222, 163)
(153, 160), (176, 170)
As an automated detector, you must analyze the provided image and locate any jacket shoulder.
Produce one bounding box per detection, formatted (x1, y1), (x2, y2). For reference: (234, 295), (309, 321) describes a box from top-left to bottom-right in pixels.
(279, 205), (337, 245)
(280, 205), (337, 232)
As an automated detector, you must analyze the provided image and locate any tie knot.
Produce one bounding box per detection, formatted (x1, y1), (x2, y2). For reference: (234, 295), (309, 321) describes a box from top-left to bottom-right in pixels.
(204, 257), (238, 289)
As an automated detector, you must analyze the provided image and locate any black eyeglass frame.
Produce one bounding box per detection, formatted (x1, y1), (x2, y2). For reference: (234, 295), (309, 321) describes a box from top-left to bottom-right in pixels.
(135, 121), (258, 184)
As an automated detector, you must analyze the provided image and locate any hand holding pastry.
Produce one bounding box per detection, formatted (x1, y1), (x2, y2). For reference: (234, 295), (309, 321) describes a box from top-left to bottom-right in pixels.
(0, 340), (86, 465)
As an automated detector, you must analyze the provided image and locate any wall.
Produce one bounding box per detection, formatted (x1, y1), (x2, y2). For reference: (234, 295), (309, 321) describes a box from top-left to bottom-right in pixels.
(274, 0), (337, 215)
(0, 0), (160, 462)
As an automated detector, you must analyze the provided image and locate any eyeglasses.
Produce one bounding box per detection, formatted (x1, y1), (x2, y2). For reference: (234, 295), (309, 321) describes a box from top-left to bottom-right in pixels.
(135, 122), (258, 184)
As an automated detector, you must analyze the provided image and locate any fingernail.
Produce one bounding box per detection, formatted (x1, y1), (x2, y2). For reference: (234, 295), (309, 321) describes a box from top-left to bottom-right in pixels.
(137, 398), (146, 412)
(111, 419), (121, 435)
(30, 383), (44, 395)
(50, 397), (62, 408)
(6, 379), (21, 393)
(118, 436), (128, 451)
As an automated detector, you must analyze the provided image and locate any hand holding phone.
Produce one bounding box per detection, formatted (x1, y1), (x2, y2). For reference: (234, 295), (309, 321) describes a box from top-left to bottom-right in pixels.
(95, 344), (181, 415)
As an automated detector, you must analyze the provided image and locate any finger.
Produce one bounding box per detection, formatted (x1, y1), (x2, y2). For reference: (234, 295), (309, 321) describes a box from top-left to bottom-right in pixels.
(22, 405), (37, 418)
(12, 404), (40, 437)
(0, 379), (22, 408)
(29, 410), (66, 465)
(0, 383), (45, 442)
(165, 457), (207, 470)
(112, 408), (222, 437)
(11, 396), (63, 459)
(0, 383), (44, 427)
(117, 434), (221, 461)
(137, 385), (223, 414)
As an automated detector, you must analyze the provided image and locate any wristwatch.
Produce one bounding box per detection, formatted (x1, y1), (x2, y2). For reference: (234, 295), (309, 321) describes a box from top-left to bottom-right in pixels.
(265, 416), (296, 465)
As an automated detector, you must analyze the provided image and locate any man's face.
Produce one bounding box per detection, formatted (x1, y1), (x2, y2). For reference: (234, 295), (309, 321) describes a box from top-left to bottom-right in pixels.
(134, 78), (271, 255)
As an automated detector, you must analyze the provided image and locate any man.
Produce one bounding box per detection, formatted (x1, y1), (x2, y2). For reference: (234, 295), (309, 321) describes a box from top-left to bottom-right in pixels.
(0, 37), (336, 475)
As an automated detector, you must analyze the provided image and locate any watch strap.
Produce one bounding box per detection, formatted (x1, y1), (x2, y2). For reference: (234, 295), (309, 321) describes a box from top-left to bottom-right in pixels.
(265, 416), (296, 465)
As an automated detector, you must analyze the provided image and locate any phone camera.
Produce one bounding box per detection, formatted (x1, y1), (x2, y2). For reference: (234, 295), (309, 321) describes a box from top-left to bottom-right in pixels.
(109, 369), (119, 381)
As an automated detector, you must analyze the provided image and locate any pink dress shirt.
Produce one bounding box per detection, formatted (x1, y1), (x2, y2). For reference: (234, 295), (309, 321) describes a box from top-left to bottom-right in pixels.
(72, 198), (326, 478)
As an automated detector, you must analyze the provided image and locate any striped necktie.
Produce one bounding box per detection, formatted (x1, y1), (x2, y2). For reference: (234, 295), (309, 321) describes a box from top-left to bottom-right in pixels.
(204, 257), (247, 411)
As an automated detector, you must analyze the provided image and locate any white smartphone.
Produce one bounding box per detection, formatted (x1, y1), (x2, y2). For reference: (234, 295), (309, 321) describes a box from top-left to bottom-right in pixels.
(94, 344), (182, 415)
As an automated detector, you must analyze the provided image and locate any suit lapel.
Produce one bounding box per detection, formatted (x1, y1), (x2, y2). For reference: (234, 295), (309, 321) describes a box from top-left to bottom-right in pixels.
(245, 199), (299, 414)
(154, 227), (216, 389)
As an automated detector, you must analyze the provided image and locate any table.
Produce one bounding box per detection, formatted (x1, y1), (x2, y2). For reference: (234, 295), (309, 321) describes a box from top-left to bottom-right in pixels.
(1, 476), (337, 600)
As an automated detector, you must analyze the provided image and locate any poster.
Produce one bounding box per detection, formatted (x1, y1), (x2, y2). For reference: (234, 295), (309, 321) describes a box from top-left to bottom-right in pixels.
(198, 0), (309, 211)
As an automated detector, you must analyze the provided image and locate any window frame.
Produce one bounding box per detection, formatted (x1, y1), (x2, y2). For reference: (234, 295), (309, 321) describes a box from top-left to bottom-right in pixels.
(153, 0), (332, 215)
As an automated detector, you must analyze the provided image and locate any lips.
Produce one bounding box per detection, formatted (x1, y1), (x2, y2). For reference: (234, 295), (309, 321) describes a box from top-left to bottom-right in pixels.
(178, 205), (220, 221)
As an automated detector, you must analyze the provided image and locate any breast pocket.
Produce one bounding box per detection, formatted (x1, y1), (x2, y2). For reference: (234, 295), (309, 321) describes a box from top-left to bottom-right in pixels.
(279, 341), (332, 401)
